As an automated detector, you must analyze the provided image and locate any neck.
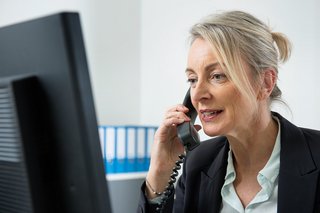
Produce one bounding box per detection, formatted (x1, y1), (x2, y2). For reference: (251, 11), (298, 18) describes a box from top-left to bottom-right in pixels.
(227, 111), (278, 173)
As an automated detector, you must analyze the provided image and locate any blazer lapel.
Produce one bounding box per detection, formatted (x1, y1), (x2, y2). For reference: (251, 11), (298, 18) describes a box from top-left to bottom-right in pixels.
(277, 113), (319, 213)
(198, 141), (229, 213)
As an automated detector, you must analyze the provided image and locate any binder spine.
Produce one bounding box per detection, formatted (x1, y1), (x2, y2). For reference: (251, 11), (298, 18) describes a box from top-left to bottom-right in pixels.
(98, 125), (157, 174)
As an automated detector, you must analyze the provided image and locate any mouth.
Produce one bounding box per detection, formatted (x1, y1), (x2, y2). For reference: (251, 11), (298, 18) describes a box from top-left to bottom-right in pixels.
(200, 109), (223, 121)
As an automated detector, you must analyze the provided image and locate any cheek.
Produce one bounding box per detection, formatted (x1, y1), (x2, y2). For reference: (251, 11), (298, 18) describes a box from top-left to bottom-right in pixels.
(224, 90), (249, 120)
(231, 95), (256, 122)
(221, 87), (241, 107)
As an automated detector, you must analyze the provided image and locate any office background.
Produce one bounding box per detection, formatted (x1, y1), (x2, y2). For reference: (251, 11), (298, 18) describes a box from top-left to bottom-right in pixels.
(1, 0), (319, 212)
(1, 0), (319, 130)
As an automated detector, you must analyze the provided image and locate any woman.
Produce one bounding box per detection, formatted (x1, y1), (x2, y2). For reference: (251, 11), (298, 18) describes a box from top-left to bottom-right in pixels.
(137, 10), (320, 213)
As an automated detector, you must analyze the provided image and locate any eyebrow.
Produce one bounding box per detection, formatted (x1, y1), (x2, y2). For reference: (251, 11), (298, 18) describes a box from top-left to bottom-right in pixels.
(185, 62), (221, 73)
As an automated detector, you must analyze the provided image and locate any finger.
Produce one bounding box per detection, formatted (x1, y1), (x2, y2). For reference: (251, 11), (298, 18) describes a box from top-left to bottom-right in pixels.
(163, 117), (185, 127)
(168, 104), (189, 113)
(176, 104), (190, 112)
(165, 111), (190, 121)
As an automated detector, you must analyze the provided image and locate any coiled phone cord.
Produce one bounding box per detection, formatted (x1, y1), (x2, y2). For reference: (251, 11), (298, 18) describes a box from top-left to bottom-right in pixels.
(156, 153), (186, 213)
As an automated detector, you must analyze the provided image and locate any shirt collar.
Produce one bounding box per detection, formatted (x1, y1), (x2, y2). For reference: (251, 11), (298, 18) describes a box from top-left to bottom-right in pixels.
(224, 148), (236, 185)
(259, 116), (281, 183)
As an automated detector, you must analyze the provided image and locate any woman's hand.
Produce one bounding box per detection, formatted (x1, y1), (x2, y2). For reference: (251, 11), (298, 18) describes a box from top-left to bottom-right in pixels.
(145, 104), (192, 198)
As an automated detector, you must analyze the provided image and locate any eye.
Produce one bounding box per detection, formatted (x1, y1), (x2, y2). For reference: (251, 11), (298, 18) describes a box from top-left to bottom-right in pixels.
(210, 72), (227, 83)
(187, 78), (198, 87)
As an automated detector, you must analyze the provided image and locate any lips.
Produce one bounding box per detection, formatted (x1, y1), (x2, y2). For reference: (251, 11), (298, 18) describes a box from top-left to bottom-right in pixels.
(200, 109), (223, 121)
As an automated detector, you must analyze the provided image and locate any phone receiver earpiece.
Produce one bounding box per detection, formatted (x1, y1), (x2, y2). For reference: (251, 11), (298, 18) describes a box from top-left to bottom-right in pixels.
(177, 88), (200, 151)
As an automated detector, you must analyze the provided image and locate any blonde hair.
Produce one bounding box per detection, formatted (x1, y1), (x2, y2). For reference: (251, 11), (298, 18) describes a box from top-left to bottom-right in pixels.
(190, 10), (291, 108)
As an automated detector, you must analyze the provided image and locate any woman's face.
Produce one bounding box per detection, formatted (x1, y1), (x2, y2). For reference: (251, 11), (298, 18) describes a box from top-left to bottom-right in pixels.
(186, 38), (257, 137)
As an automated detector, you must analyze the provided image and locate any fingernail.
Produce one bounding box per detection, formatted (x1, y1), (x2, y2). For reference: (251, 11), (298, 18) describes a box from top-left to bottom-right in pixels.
(178, 118), (185, 123)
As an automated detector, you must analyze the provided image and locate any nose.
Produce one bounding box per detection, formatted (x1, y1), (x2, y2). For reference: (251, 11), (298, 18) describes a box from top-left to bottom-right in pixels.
(191, 80), (211, 105)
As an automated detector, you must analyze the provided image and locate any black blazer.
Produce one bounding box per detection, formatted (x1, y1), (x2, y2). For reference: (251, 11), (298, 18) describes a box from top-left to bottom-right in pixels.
(137, 113), (320, 212)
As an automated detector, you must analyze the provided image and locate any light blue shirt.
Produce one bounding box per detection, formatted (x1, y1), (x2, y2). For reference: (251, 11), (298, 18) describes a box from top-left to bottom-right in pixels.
(220, 118), (281, 213)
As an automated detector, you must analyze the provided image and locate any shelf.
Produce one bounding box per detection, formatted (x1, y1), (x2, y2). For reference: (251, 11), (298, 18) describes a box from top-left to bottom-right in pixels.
(106, 172), (147, 181)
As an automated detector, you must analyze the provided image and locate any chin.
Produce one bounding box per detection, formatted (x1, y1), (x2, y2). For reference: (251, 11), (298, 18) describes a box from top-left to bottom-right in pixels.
(203, 128), (221, 137)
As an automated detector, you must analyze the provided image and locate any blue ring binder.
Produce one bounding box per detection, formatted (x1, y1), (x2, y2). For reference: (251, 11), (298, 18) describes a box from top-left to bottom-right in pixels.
(99, 125), (157, 174)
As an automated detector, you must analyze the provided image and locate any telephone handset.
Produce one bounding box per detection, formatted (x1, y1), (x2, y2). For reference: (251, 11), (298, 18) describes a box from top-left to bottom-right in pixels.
(177, 88), (200, 151)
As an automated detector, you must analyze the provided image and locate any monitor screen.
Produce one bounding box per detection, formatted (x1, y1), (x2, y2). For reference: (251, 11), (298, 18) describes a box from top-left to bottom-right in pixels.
(0, 12), (112, 213)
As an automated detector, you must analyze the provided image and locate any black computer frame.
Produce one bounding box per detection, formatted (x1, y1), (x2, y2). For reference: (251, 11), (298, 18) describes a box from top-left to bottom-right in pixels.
(0, 12), (112, 213)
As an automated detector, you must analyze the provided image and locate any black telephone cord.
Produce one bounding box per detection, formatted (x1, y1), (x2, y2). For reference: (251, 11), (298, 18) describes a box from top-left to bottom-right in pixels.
(156, 153), (186, 213)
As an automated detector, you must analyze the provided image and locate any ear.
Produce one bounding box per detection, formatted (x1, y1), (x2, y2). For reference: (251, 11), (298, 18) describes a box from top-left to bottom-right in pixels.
(257, 68), (277, 100)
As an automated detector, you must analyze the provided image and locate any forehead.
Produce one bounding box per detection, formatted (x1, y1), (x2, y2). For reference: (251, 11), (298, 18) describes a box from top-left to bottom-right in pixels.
(187, 38), (219, 67)
(187, 38), (254, 80)
(188, 38), (214, 58)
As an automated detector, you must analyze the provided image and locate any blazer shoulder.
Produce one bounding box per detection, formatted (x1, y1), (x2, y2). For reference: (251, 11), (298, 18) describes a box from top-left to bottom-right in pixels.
(300, 127), (320, 138)
(300, 127), (320, 160)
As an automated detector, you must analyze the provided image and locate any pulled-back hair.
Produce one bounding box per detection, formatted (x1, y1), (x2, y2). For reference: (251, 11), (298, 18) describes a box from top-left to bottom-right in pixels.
(190, 10), (291, 107)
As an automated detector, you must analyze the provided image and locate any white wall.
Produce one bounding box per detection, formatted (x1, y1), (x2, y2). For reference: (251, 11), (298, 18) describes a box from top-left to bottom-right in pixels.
(84, 0), (141, 125)
(140, 0), (320, 134)
(0, 0), (141, 125)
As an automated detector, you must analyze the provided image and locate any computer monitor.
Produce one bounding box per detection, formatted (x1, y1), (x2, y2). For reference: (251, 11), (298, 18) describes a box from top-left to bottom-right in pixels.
(0, 12), (112, 213)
